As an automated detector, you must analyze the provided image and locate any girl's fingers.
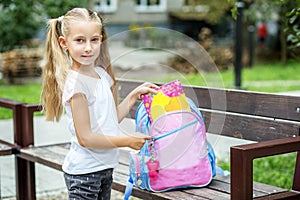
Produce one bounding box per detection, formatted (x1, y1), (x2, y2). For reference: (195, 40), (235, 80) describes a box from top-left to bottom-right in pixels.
(131, 132), (151, 139)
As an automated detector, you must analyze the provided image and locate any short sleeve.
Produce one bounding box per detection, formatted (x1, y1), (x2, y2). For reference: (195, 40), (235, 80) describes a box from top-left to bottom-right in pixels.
(62, 72), (87, 105)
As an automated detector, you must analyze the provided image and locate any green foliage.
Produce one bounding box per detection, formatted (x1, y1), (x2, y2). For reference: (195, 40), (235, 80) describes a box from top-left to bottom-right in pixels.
(218, 153), (297, 189)
(228, 0), (300, 49)
(42, 0), (89, 19)
(227, 0), (238, 20)
(253, 153), (296, 190)
(286, 6), (300, 47)
(0, 0), (44, 52)
(0, 0), (89, 52)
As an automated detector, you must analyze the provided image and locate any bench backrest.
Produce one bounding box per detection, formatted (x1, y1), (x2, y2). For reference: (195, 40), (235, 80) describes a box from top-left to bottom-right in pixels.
(117, 79), (300, 142)
(1, 79), (299, 145)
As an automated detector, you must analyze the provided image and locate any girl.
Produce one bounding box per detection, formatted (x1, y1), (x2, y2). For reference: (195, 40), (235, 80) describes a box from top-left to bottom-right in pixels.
(41, 8), (158, 199)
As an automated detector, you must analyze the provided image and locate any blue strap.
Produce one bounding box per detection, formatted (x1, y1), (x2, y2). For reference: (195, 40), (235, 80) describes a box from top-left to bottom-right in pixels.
(123, 176), (133, 200)
(216, 166), (230, 176)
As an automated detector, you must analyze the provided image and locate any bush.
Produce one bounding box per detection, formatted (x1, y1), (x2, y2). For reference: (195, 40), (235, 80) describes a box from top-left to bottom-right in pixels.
(218, 152), (297, 189)
(0, 0), (88, 52)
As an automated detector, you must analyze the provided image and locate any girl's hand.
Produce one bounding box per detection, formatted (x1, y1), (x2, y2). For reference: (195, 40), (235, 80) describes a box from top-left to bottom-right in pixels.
(117, 82), (159, 123)
(127, 132), (151, 150)
(131, 82), (159, 100)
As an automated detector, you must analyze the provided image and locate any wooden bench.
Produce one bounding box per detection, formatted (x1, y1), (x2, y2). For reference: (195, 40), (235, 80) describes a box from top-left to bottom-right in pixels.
(1, 79), (300, 199)
(0, 99), (23, 155)
(0, 98), (42, 199)
(0, 140), (18, 156)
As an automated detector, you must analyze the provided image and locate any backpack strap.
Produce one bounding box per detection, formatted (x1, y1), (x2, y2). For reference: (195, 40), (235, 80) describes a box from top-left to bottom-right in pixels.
(124, 153), (142, 200)
(216, 166), (230, 176)
(124, 176), (133, 200)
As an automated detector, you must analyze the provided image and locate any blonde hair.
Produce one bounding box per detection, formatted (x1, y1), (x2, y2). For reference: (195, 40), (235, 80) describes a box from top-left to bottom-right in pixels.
(41, 8), (118, 121)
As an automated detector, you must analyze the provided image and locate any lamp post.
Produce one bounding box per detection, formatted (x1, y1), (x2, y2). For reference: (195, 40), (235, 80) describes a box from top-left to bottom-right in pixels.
(234, 1), (244, 89)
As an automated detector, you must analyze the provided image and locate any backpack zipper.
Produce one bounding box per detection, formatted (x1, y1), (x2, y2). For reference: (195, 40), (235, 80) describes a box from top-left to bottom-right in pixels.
(153, 118), (198, 141)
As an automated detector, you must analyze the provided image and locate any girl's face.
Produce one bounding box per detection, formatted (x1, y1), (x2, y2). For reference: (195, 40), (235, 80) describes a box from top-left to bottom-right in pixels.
(59, 20), (102, 69)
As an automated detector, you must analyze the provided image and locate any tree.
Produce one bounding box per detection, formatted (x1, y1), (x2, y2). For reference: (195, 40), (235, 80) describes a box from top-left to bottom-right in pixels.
(0, 0), (44, 52)
(42, 0), (89, 19)
(228, 0), (300, 64)
(0, 0), (89, 52)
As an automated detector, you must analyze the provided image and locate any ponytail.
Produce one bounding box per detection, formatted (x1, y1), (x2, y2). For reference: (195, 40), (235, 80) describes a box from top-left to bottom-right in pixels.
(41, 18), (71, 121)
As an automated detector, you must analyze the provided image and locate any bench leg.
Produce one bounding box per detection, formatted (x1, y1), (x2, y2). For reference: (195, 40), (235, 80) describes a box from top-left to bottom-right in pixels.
(293, 152), (300, 191)
(15, 157), (36, 200)
(231, 147), (253, 200)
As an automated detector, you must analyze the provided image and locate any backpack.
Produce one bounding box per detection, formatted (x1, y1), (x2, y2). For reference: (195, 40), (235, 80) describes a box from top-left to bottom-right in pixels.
(124, 98), (217, 199)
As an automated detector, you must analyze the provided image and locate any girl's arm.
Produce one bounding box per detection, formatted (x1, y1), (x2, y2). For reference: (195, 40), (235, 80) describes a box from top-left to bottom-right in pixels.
(70, 93), (150, 150)
(117, 82), (158, 122)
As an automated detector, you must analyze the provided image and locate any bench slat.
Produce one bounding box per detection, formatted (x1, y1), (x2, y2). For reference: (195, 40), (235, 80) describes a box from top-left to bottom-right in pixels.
(113, 168), (229, 200)
(183, 85), (300, 122)
(0, 143), (14, 156)
(0, 139), (18, 156)
(19, 143), (294, 199)
(202, 110), (300, 142)
(208, 176), (270, 198)
(112, 170), (174, 200)
(183, 187), (230, 199)
(117, 79), (300, 122)
(18, 143), (69, 171)
(254, 191), (300, 200)
(121, 99), (300, 142)
(215, 173), (289, 199)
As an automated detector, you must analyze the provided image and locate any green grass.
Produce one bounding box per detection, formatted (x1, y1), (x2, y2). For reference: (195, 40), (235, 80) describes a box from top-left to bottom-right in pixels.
(158, 60), (300, 93)
(0, 83), (42, 102)
(0, 60), (299, 190)
(218, 152), (297, 190)
(0, 83), (42, 119)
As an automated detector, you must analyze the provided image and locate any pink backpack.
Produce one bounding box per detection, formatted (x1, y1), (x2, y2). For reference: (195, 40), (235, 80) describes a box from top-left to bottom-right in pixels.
(124, 98), (216, 199)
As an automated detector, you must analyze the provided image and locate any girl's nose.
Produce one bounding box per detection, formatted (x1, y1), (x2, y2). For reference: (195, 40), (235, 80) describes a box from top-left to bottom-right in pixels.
(84, 42), (92, 52)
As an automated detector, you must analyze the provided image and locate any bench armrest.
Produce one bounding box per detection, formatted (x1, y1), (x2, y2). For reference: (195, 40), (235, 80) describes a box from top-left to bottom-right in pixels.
(230, 136), (300, 200)
(0, 139), (20, 155)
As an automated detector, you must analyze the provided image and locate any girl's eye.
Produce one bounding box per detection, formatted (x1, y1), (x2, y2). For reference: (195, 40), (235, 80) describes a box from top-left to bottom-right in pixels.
(92, 38), (100, 42)
(76, 39), (84, 43)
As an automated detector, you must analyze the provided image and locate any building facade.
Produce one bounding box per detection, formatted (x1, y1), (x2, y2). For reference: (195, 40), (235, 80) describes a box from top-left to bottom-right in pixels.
(93, 0), (231, 40)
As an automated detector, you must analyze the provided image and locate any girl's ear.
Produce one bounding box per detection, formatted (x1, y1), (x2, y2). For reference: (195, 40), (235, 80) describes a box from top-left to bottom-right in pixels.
(58, 36), (67, 49)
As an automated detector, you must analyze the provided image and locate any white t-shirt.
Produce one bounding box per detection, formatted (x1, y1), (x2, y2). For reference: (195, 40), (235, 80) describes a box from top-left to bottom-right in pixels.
(62, 67), (121, 175)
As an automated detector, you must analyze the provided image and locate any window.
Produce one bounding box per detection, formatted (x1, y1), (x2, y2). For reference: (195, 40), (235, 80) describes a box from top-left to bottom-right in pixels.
(94, 0), (117, 13)
(135, 0), (166, 13)
(182, 0), (209, 13)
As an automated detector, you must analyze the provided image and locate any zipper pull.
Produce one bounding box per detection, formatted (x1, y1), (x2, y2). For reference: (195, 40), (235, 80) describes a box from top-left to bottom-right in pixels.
(149, 139), (157, 161)
(147, 139), (159, 181)
(137, 177), (142, 185)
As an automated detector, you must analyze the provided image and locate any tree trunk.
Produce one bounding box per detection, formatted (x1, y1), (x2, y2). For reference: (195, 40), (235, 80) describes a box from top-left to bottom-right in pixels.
(279, 2), (289, 66)
(280, 24), (287, 66)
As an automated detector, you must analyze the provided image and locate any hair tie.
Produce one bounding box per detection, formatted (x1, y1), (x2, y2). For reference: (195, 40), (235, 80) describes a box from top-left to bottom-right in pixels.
(58, 16), (64, 22)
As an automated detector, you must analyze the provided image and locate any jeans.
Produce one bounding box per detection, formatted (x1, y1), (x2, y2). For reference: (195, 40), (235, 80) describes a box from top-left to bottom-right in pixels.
(64, 168), (113, 200)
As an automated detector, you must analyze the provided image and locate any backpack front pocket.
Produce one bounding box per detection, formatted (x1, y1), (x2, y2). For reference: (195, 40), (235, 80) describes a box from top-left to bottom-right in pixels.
(148, 111), (212, 191)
